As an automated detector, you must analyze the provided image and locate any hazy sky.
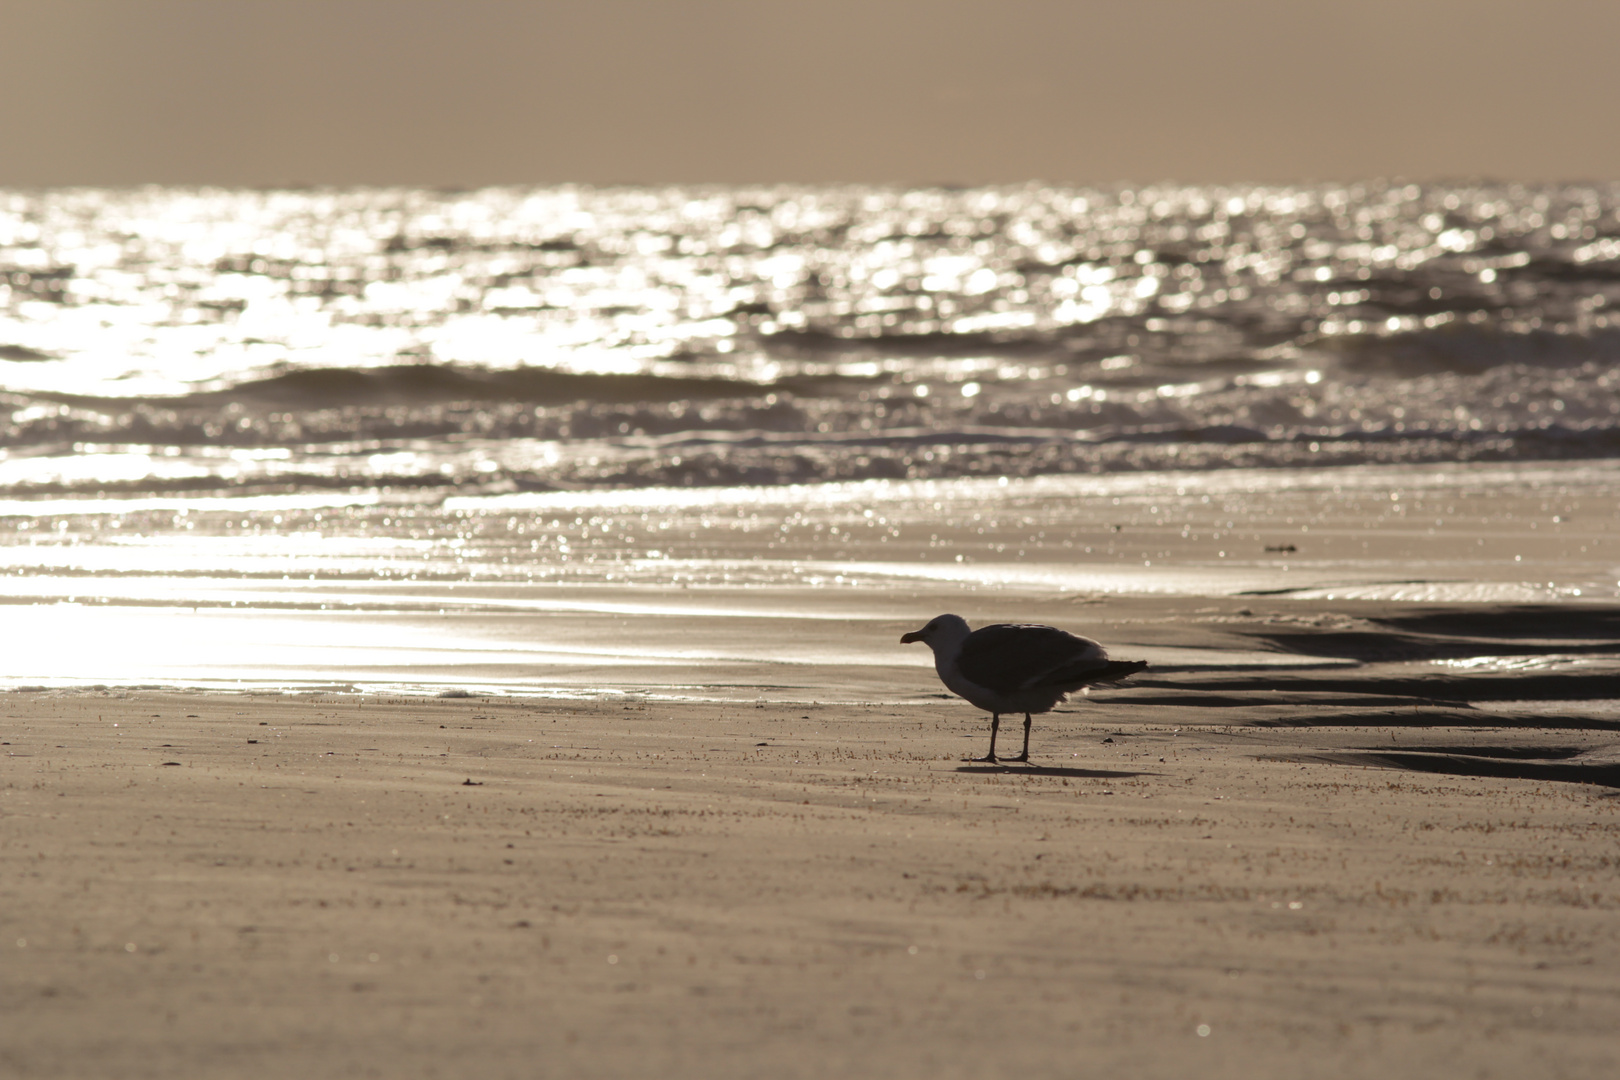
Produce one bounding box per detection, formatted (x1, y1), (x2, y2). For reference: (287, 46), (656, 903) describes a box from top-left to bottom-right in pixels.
(4, 0), (1618, 187)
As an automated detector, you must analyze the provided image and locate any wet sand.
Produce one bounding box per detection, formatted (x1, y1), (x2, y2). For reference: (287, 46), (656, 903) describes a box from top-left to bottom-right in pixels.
(5, 460), (1620, 702)
(5, 600), (1620, 1078)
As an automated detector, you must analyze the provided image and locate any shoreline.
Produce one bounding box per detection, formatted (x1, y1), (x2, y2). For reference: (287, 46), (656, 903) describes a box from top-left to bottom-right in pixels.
(4, 456), (1620, 694)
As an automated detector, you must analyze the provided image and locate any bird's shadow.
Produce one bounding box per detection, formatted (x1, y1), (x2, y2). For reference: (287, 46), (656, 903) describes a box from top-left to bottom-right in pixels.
(954, 764), (1149, 778)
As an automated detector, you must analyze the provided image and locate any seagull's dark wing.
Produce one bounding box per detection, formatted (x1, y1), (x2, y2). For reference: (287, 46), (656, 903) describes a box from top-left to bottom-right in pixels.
(956, 623), (1106, 694)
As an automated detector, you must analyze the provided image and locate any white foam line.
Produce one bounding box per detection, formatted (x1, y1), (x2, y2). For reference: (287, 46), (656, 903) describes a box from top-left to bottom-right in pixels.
(442, 459), (1620, 514)
(5, 459), (1620, 521)
(0, 491), (383, 518)
(795, 559), (1298, 596)
(1284, 582), (1604, 603)
(0, 578), (902, 619)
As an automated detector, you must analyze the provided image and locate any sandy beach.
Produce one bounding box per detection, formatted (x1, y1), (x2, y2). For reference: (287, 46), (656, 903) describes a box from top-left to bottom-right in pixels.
(6, 592), (1620, 1078)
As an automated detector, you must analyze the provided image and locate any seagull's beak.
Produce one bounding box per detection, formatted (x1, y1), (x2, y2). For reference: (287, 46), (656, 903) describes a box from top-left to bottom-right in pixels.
(900, 629), (924, 644)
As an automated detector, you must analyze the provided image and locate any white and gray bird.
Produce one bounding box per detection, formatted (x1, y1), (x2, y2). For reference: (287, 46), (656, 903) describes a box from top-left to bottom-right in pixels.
(901, 614), (1147, 763)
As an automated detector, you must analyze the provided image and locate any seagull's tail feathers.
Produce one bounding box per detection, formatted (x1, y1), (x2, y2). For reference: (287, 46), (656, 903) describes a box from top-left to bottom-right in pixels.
(1042, 658), (1148, 689)
(1089, 659), (1148, 686)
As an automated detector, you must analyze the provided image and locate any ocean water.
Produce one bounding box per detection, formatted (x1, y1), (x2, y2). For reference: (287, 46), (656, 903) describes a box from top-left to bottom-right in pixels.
(4, 182), (1620, 494)
(3, 183), (1619, 693)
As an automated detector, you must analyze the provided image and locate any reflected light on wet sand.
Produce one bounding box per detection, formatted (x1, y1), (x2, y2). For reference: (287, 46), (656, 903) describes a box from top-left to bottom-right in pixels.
(3, 461), (1617, 695)
(1, 604), (928, 694)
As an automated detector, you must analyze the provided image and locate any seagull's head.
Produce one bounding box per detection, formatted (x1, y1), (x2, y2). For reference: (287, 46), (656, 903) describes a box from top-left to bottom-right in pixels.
(900, 613), (971, 650)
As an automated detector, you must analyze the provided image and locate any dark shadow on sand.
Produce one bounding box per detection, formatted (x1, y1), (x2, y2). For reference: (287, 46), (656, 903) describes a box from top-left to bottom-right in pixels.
(1267, 751), (1620, 790)
(1246, 710), (1620, 732)
(1104, 690), (1470, 709)
(1374, 606), (1620, 641)
(954, 765), (1149, 779)
(1161, 672), (1620, 706)
(1359, 744), (1589, 760)
(1231, 604), (1620, 664)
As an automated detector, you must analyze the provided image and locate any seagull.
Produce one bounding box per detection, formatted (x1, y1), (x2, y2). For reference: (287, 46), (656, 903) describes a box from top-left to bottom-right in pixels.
(901, 614), (1147, 763)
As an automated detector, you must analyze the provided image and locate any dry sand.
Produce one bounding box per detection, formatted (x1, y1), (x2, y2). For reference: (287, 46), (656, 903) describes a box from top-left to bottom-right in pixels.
(5, 606), (1620, 1079)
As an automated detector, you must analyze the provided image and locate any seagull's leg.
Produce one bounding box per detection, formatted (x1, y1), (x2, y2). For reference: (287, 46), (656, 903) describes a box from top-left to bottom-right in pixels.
(1007, 713), (1033, 763)
(971, 714), (1000, 762)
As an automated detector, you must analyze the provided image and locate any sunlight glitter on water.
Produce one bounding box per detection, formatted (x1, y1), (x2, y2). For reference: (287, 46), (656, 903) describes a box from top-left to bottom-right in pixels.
(7, 183), (1620, 497)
